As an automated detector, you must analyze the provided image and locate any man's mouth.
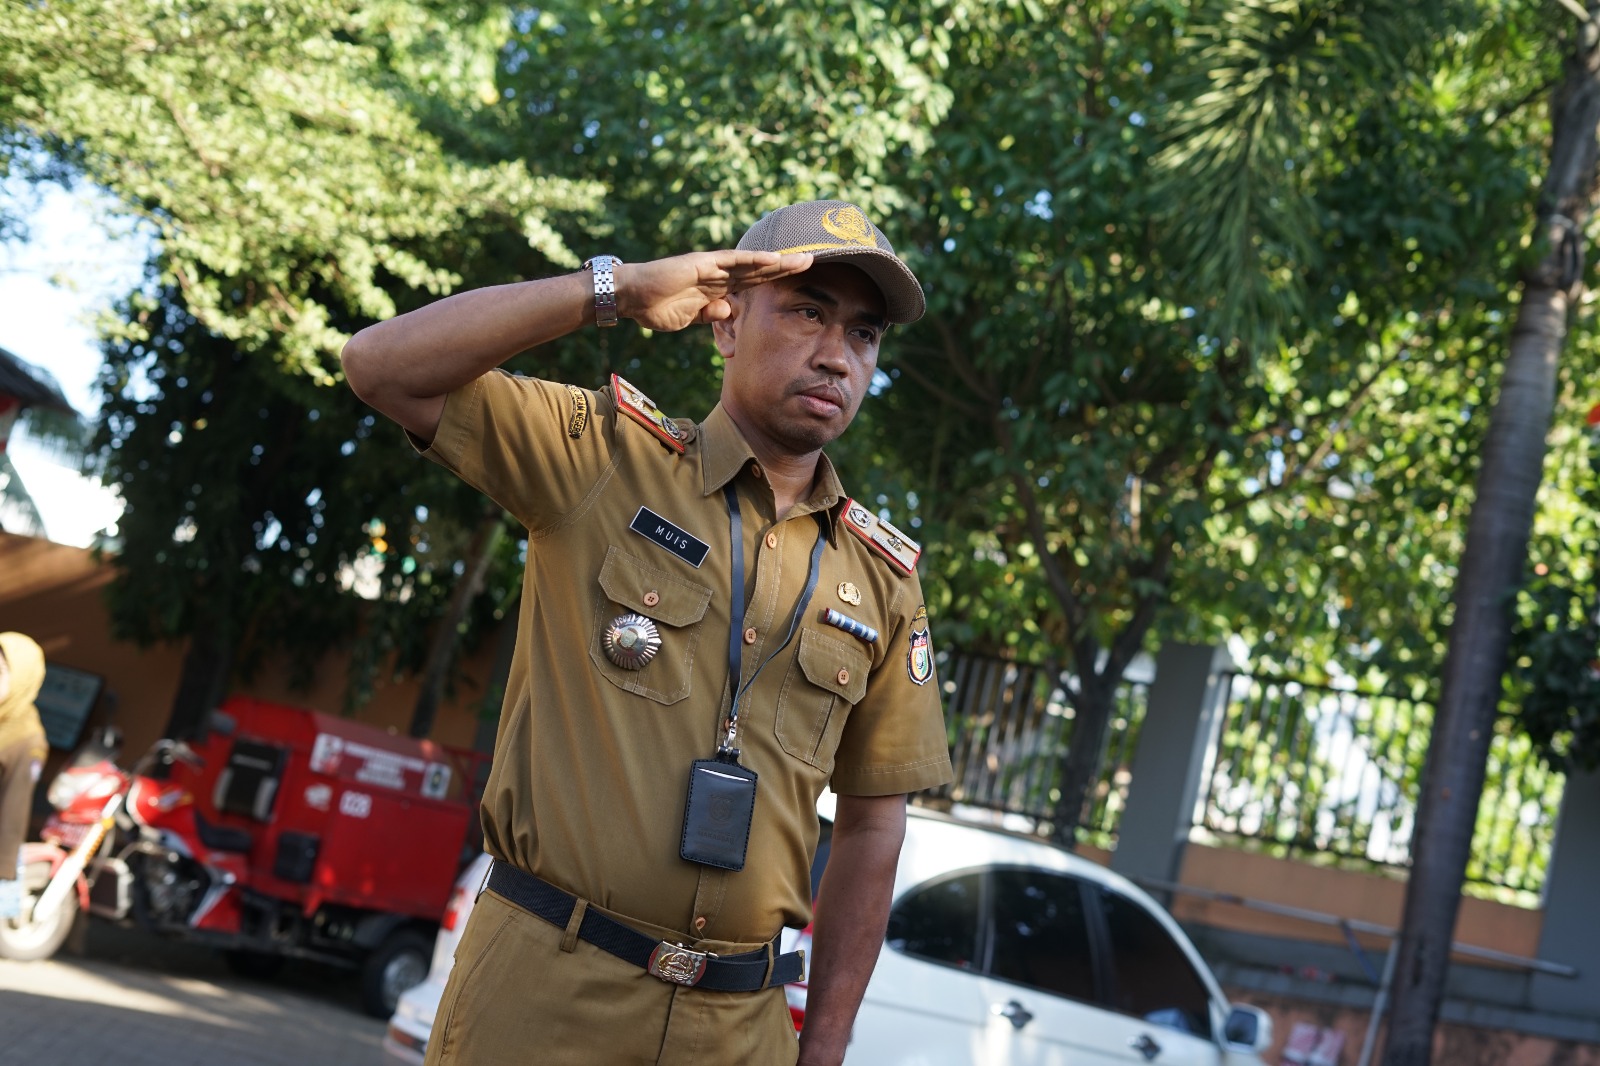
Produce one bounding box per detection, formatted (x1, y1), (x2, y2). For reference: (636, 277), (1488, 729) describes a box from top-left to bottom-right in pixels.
(795, 383), (846, 416)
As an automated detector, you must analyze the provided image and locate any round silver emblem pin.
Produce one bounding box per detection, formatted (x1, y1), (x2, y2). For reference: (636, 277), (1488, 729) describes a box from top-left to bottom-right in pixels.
(603, 613), (662, 670)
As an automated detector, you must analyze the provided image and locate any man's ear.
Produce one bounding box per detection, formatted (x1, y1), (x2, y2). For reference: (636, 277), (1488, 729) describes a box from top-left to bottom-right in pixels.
(711, 298), (740, 359)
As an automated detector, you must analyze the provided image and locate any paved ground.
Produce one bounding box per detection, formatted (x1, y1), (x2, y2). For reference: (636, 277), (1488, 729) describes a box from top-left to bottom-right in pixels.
(0, 920), (391, 1066)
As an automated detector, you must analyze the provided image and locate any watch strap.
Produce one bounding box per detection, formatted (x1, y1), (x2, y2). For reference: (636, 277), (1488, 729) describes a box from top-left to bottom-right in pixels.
(584, 255), (622, 327)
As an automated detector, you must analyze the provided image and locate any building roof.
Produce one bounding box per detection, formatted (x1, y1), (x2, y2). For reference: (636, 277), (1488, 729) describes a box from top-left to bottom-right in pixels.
(0, 345), (77, 415)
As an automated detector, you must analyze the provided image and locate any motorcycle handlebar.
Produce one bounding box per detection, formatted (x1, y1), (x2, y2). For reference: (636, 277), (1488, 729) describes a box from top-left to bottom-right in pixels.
(130, 738), (206, 775)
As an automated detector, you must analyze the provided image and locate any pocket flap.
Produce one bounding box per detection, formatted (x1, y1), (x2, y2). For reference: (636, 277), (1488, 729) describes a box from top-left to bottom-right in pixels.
(598, 546), (713, 627)
(796, 628), (870, 704)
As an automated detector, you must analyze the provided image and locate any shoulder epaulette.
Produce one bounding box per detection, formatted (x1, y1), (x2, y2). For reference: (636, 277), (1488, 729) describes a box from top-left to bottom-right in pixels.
(611, 373), (686, 454)
(841, 499), (921, 576)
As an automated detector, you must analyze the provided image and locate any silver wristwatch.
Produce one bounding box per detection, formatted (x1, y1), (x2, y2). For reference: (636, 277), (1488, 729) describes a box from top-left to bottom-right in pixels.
(583, 255), (622, 328)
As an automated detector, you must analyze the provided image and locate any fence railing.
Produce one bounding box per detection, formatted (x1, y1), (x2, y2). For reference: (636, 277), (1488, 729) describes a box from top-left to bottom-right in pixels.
(918, 649), (1149, 847)
(1194, 671), (1564, 897)
(921, 651), (1565, 898)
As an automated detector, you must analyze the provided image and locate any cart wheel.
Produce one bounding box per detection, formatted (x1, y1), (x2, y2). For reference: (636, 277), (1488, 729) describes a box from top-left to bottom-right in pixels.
(0, 862), (77, 962)
(222, 948), (286, 980)
(361, 928), (431, 1019)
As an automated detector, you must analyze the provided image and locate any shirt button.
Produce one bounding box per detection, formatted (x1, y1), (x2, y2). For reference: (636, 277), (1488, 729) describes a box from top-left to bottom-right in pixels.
(751, 464), (764, 479)
(837, 668), (850, 685)
(764, 532), (778, 549)
(642, 590), (660, 608)
(693, 916), (707, 932)
(743, 627), (758, 645)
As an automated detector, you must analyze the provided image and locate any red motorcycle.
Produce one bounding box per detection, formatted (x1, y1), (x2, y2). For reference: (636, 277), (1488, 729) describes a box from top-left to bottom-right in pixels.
(0, 727), (228, 963)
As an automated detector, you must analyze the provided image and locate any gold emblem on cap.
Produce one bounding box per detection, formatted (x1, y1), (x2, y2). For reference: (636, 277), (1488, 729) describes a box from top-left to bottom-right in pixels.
(820, 207), (877, 247)
(837, 581), (862, 606)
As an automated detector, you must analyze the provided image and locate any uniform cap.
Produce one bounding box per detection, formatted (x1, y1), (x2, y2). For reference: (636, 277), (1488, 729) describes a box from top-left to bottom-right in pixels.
(737, 200), (925, 324)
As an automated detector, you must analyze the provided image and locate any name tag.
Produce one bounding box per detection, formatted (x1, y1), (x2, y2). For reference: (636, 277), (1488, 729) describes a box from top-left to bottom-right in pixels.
(629, 507), (710, 568)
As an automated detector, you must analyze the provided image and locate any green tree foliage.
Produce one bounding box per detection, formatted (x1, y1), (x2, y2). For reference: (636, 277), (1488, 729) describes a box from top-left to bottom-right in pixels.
(1382, 4), (1600, 1060)
(0, 0), (601, 733)
(499, 0), (1600, 848)
(482, 0), (959, 417)
(1514, 404), (1600, 772)
(10, 2), (1600, 911)
(1, 0), (600, 378)
(93, 286), (519, 727)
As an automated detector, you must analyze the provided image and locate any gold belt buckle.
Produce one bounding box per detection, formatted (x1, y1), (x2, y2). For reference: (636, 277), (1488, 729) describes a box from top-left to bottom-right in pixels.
(648, 942), (712, 986)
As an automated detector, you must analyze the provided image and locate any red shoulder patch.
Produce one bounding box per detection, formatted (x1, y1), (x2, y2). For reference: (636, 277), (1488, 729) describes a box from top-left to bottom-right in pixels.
(841, 499), (920, 576)
(612, 373), (686, 454)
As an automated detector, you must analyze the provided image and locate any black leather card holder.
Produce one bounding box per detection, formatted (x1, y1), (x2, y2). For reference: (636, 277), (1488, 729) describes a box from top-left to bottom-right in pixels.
(680, 758), (758, 871)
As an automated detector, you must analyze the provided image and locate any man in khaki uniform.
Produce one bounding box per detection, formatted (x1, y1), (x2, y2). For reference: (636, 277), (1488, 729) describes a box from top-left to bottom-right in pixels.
(343, 201), (953, 1066)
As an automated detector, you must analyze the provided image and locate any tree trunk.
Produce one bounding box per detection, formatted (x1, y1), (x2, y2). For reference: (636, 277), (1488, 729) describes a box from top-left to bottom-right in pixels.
(165, 613), (235, 740)
(408, 508), (504, 739)
(472, 597), (521, 757)
(1049, 674), (1119, 846)
(1381, 15), (1600, 1064)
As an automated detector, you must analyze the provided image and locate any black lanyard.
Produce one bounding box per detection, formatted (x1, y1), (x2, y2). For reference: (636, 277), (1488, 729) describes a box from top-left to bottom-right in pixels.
(720, 482), (825, 757)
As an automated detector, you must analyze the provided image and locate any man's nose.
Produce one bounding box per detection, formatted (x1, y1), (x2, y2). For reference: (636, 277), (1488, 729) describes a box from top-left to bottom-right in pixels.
(810, 328), (850, 373)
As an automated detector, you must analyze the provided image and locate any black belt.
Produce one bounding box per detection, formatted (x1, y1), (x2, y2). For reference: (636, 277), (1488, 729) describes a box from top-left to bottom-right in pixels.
(485, 861), (807, 991)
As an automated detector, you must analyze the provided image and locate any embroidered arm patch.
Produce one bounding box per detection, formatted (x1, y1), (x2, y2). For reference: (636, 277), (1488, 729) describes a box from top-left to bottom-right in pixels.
(565, 384), (590, 438)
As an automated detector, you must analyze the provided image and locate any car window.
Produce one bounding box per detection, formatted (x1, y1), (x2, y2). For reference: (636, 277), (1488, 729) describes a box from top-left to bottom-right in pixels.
(1098, 888), (1214, 1039)
(985, 869), (1098, 1003)
(885, 871), (983, 970)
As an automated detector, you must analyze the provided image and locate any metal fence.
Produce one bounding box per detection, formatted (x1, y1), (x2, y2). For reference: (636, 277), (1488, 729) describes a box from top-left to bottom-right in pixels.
(917, 649), (1150, 847)
(1194, 672), (1565, 897)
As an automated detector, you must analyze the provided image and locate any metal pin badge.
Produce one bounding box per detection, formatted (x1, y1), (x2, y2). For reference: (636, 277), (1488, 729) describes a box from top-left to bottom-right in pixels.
(837, 581), (862, 606)
(820, 608), (878, 645)
(603, 613), (662, 669)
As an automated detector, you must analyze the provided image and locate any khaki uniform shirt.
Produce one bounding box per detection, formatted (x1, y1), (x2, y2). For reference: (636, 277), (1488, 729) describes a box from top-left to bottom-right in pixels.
(420, 371), (953, 945)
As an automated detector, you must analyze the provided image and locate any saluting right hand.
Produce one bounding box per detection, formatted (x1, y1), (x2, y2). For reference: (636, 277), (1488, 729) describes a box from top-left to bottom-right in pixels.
(616, 250), (814, 332)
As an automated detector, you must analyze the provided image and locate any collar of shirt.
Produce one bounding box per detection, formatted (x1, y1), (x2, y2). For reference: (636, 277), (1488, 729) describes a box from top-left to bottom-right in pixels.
(696, 403), (846, 545)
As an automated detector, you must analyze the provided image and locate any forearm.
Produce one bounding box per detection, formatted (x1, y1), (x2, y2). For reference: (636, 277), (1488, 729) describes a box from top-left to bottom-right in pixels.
(798, 794), (906, 1066)
(341, 270), (595, 441)
(340, 249), (811, 442)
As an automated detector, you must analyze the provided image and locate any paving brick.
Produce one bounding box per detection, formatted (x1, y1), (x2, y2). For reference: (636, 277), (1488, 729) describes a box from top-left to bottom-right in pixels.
(0, 924), (390, 1066)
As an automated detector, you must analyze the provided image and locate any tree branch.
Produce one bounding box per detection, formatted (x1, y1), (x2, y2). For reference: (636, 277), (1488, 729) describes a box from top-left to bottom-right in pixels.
(163, 93), (226, 179)
(892, 355), (987, 419)
(1105, 534), (1176, 682)
(928, 312), (995, 401)
(1001, 419), (1089, 648)
(1218, 338), (1420, 515)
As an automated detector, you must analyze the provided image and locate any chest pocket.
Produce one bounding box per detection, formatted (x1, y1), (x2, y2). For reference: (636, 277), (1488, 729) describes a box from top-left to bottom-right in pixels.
(589, 546), (713, 705)
(775, 627), (871, 773)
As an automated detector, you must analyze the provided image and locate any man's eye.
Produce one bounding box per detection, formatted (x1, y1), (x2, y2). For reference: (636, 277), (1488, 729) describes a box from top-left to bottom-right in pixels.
(799, 307), (820, 320)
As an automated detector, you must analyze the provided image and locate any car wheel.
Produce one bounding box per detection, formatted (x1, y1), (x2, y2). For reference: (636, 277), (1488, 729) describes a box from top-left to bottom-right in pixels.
(361, 928), (431, 1019)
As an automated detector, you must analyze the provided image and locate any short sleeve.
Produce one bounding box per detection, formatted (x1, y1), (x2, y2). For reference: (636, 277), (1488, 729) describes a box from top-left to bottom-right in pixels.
(412, 371), (614, 530)
(828, 581), (954, 796)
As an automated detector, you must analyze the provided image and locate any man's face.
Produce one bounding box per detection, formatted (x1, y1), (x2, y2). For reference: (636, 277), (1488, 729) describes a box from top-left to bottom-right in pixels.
(714, 262), (887, 457)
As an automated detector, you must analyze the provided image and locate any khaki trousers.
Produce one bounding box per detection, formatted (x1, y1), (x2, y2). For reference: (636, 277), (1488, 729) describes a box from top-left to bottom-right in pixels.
(424, 891), (801, 1066)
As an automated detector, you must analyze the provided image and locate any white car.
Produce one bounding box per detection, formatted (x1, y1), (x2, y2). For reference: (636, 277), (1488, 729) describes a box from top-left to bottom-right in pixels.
(388, 802), (1272, 1066)
(384, 852), (493, 1065)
